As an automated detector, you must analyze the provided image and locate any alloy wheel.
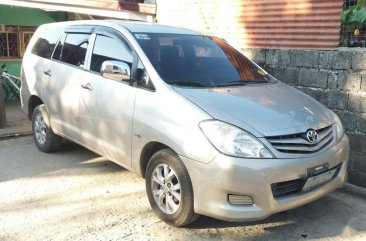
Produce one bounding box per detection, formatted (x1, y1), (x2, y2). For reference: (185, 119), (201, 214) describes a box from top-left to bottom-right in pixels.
(34, 113), (47, 145)
(151, 163), (181, 214)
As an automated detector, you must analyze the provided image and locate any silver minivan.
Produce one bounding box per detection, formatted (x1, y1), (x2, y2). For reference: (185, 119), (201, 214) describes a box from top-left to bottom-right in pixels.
(21, 20), (349, 226)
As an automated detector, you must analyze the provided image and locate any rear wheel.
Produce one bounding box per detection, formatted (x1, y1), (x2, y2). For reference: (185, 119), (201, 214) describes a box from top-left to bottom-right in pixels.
(145, 149), (199, 227)
(32, 104), (62, 152)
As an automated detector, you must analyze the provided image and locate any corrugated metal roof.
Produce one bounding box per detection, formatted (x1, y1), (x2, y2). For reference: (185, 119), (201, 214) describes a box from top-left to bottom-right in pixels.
(1, 0), (154, 22)
(156, 0), (343, 50)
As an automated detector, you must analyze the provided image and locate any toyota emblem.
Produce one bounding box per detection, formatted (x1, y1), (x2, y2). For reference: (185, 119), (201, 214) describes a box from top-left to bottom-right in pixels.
(306, 129), (319, 144)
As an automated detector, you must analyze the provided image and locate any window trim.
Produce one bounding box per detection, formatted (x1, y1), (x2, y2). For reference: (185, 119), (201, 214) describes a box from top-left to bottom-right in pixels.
(85, 32), (96, 72)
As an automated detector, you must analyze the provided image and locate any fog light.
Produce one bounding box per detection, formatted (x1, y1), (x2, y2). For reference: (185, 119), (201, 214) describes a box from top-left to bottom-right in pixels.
(228, 194), (253, 205)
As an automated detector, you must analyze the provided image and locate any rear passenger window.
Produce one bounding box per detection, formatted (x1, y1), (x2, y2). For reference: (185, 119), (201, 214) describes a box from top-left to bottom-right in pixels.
(90, 34), (133, 73)
(31, 27), (62, 59)
(59, 33), (90, 67)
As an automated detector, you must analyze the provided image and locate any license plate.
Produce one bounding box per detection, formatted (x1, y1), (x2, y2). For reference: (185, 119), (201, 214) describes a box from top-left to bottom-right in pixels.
(302, 169), (337, 192)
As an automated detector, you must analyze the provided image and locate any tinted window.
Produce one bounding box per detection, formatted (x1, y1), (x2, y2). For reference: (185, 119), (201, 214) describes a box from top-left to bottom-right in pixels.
(31, 27), (62, 59)
(59, 33), (90, 67)
(134, 33), (271, 88)
(90, 34), (133, 73)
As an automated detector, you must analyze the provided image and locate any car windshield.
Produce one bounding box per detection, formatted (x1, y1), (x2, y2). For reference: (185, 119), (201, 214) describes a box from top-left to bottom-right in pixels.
(133, 33), (271, 87)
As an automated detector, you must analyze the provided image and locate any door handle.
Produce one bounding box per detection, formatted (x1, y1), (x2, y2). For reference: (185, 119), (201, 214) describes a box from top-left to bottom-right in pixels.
(81, 83), (93, 91)
(43, 70), (52, 76)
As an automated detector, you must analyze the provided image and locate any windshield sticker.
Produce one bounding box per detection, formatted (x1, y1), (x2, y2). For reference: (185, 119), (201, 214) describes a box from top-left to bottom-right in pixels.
(199, 36), (207, 45)
(135, 34), (151, 40)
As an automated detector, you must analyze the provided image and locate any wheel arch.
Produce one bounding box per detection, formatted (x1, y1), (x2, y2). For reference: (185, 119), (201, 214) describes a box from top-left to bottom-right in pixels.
(139, 141), (173, 178)
(28, 95), (44, 120)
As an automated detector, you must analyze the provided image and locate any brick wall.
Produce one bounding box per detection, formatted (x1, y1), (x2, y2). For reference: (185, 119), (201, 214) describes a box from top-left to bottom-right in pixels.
(242, 48), (366, 188)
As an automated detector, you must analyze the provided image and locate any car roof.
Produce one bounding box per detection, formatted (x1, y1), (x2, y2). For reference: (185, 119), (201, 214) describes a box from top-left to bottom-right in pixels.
(116, 21), (199, 35)
(41, 20), (201, 35)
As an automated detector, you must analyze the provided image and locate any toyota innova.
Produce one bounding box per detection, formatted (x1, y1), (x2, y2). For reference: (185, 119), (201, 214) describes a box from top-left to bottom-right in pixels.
(21, 21), (349, 226)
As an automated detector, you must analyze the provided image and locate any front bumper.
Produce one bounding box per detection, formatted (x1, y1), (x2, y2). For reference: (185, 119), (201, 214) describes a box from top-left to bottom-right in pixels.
(181, 134), (349, 222)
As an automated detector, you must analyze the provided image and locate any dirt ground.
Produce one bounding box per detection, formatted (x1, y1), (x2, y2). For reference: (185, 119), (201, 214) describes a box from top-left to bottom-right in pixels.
(0, 136), (365, 241)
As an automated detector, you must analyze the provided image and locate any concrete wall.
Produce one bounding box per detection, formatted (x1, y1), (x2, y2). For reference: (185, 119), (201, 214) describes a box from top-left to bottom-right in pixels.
(242, 48), (366, 187)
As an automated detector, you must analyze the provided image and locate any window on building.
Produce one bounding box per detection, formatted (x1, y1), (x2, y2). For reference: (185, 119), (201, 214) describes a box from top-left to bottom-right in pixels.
(21, 32), (33, 55)
(0, 33), (19, 57)
(0, 25), (36, 59)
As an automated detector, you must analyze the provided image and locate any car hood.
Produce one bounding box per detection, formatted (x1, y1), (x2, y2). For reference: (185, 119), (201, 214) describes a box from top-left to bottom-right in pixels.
(173, 82), (334, 137)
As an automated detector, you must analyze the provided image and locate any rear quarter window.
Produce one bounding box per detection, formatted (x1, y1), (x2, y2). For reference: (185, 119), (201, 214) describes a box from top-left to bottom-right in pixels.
(31, 27), (62, 59)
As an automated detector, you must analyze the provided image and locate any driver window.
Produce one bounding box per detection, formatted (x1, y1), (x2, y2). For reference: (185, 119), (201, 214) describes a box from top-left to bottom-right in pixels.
(90, 34), (133, 73)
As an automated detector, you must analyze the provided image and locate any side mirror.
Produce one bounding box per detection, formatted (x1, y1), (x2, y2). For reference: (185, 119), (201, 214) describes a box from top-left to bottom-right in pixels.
(101, 60), (130, 81)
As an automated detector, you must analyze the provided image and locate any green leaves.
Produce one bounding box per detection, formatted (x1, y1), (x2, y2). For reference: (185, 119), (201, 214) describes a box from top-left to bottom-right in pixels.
(352, 8), (366, 27)
(357, 0), (366, 7)
(341, 9), (351, 23)
(341, 5), (366, 31)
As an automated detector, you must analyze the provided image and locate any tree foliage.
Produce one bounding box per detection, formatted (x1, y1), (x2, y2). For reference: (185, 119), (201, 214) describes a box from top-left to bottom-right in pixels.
(341, 0), (366, 30)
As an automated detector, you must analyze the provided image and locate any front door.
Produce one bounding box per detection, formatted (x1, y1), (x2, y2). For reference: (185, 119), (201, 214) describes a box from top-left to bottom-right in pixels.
(79, 29), (136, 167)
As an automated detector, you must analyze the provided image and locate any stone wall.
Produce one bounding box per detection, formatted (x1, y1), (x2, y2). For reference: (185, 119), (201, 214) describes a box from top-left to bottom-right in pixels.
(242, 48), (366, 188)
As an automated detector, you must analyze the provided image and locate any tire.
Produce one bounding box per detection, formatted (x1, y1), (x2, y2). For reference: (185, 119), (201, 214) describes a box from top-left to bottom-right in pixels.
(32, 104), (62, 152)
(145, 149), (200, 227)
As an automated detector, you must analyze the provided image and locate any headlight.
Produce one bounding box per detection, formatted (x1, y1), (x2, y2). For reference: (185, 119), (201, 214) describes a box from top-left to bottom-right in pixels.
(333, 113), (344, 141)
(199, 120), (274, 158)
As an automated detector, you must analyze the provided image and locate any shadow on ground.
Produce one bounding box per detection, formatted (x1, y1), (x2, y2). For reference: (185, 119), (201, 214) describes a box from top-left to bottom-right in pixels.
(0, 136), (124, 182)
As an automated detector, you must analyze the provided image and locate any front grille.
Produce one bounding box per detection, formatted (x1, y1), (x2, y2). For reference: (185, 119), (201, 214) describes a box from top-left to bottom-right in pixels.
(271, 163), (342, 198)
(266, 125), (333, 154)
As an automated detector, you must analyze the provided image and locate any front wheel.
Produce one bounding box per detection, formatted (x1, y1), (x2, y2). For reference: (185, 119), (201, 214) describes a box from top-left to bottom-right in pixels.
(32, 104), (62, 152)
(145, 149), (199, 226)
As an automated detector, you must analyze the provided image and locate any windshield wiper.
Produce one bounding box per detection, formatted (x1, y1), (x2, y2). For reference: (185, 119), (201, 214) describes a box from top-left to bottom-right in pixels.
(216, 80), (268, 87)
(168, 80), (210, 87)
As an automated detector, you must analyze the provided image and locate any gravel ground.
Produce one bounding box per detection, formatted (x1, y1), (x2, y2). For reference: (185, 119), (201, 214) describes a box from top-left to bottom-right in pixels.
(0, 136), (365, 241)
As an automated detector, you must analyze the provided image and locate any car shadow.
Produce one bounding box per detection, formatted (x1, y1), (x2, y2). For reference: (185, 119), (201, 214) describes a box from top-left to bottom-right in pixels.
(0, 136), (125, 182)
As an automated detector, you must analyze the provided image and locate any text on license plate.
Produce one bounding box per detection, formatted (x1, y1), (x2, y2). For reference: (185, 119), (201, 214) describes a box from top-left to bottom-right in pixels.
(302, 169), (337, 192)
